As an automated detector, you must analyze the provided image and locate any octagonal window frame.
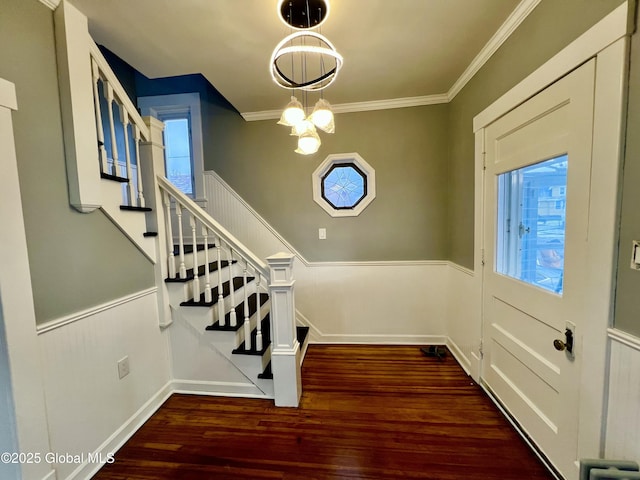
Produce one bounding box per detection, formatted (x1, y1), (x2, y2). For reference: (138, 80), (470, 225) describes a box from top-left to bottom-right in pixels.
(312, 153), (376, 217)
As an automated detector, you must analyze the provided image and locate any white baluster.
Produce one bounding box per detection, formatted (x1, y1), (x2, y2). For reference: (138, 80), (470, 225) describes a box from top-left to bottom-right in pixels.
(203, 227), (212, 303)
(190, 216), (200, 301)
(228, 248), (237, 327)
(134, 125), (145, 208)
(91, 59), (108, 173)
(243, 261), (251, 351)
(255, 274), (263, 351)
(216, 238), (225, 326)
(164, 191), (176, 278)
(120, 109), (134, 205)
(104, 81), (119, 176)
(176, 203), (187, 279)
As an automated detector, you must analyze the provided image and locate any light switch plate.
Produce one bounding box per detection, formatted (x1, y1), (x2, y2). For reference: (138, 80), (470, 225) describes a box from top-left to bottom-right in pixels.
(319, 228), (326, 240)
(631, 240), (640, 270)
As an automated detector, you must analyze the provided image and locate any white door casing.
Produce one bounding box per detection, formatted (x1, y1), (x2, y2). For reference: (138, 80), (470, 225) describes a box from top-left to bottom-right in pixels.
(482, 60), (594, 479)
(473, 12), (630, 479)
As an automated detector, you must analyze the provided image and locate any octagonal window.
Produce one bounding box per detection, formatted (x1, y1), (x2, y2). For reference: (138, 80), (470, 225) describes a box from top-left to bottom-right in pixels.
(313, 153), (375, 217)
(321, 163), (367, 209)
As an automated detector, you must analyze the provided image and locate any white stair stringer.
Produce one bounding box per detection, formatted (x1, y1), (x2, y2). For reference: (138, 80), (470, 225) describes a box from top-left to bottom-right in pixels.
(100, 178), (156, 261)
(166, 274), (274, 398)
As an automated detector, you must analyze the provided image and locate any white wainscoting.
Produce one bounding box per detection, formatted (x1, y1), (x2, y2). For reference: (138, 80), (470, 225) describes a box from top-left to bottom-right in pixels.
(446, 263), (482, 380)
(605, 329), (640, 462)
(204, 171), (448, 345)
(37, 289), (172, 480)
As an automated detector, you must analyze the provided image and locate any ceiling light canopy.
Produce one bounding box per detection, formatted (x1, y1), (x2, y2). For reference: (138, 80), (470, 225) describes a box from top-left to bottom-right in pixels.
(278, 0), (330, 30)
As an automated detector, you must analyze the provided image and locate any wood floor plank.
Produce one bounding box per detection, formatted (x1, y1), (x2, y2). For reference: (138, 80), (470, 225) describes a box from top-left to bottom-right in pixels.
(92, 345), (554, 479)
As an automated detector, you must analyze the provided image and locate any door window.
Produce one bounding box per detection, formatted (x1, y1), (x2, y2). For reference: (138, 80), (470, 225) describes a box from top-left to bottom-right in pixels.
(496, 154), (568, 294)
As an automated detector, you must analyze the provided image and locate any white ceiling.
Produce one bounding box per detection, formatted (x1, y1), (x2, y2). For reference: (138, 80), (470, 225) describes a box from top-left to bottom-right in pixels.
(69, 0), (531, 119)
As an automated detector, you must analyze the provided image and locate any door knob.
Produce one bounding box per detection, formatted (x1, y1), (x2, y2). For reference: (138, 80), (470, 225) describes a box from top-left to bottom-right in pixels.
(553, 328), (574, 354)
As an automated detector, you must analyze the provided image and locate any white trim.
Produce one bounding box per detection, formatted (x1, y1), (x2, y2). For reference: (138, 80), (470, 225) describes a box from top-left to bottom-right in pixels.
(65, 381), (173, 480)
(241, 94), (449, 121)
(41, 471), (57, 480)
(36, 287), (157, 334)
(448, 0), (542, 100)
(473, 5), (631, 473)
(242, 0), (541, 121)
(138, 93), (206, 202)
(312, 152), (376, 217)
(446, 338), (471, 375)
(0, 78), (17, 110)
(171, 380), (272, 399)
(311, 334), (447, 345)
(473, 1), (631, 131)
(448, 262), (475, 276)
(38, 0), (60, 10)
(608, 328), (640, 352)
(204, 170), (446, 268)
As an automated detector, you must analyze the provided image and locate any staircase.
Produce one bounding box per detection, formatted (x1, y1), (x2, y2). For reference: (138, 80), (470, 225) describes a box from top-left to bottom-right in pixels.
(54, 0), (307, 407)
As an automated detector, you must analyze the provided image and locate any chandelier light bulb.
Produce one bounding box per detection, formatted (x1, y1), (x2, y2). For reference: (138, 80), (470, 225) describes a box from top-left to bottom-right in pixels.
(290, 118), (314, 137)
(310, 98), (335, 133)
(278, 96), (305, 127)
(295, 129), (321, 155)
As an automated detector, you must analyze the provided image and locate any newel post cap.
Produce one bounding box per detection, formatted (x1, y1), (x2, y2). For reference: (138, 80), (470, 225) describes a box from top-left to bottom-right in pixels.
(266, 252), (295, 284)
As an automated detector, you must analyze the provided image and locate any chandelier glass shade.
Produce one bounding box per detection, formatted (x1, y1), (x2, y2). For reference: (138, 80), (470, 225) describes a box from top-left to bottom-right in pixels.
(277, 96), (305, 127)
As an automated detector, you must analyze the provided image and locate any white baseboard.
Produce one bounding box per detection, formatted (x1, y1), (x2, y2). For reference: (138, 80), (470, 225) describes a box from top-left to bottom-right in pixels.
(310, 334), (447, 345)
(65, 381), (173, 480)
(172, 379), (272, 399)
(446, 338), (471, 375)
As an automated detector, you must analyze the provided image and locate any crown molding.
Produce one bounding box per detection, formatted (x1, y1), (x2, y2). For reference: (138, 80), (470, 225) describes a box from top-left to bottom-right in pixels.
(243, 0), (540, 120)
(39, 0), (61, 10)
(241, 94), (449, 121)
(447, 0), (542, 101)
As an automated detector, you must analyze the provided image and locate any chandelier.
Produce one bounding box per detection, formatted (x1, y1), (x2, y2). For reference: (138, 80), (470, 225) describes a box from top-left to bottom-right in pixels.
(271, 0), (343, 155)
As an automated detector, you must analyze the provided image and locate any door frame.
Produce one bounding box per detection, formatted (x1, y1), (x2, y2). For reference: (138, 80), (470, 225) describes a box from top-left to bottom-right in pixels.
(472, 1), (632, 470)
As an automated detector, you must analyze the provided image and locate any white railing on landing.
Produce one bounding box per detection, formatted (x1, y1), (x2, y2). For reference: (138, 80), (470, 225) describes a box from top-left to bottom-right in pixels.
(89, 41), (148, 209)
(158, 176), (270, 352)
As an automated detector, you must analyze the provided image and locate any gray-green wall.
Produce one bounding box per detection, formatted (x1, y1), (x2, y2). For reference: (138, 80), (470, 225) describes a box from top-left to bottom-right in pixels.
(207, 105), (450, 262)
(614, 20), (640, 337)
(447, 0), (626, 268)
(0, 0), (154, 324)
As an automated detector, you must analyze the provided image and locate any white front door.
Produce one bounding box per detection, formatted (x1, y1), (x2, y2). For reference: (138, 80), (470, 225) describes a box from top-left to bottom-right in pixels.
(482, 59), (595, 479)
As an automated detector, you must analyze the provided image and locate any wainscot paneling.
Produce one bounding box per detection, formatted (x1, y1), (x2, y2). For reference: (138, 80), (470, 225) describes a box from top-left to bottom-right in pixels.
(37, 289), (171, 480)
(605, 329), (640, 462)
(204, 171), (448, 344)
(446, 263), (482, 380)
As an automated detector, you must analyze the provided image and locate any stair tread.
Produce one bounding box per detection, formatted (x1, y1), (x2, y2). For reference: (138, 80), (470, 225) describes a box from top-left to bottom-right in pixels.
(297, 325), (310, 346)
(165, 260), (233, 283)
(144, 232), (158, 237)
(206, 293), (269, 332)
(173, 243), (216, 256)
(120, 205), (152, 212)
(232, 313), (271, 356)
(257, 361), (273, 380)
(180, 277), (253, 307)
(100, 172), (129, 183)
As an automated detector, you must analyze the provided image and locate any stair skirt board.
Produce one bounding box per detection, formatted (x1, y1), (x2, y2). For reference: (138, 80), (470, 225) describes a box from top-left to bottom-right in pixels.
(171, 380), (273, 399)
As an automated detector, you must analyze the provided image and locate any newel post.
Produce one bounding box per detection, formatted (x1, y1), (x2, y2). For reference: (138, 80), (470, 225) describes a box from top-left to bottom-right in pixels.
(139, 116), (172, 327)
(267, 253), (302, 407)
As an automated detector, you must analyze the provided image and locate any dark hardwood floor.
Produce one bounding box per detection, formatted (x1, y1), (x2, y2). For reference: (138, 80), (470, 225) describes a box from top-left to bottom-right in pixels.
(92, 345), (554, 479)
